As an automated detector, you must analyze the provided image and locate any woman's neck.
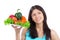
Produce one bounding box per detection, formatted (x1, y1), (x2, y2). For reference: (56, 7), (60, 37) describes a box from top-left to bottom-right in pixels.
(36, 22), (43, 31)
(36, 23), (44, 37)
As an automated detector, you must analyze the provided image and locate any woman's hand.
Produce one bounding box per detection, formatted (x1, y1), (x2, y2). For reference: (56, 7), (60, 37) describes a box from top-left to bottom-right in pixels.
(11, 24), (28, 40)
(11, 24), (22, 33)
(12, 24), (22, 40)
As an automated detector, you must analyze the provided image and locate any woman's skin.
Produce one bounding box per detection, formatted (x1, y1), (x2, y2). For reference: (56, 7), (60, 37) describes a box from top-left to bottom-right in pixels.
(12, 25), (27, 40)
(12, 9), (60, 40)
(12, 25), (21, 40)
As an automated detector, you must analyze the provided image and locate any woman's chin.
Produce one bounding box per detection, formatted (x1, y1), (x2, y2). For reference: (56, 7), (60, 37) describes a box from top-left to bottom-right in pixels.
(36, 22), (41, 24)
(35, 21), (43, 24)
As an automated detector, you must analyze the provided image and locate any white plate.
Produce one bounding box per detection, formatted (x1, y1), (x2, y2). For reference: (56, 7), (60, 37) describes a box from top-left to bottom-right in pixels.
(11, 24), (21, 28)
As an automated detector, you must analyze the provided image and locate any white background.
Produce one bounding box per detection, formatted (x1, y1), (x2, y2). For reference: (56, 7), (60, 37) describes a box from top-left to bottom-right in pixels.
(0, 0), (60, 40)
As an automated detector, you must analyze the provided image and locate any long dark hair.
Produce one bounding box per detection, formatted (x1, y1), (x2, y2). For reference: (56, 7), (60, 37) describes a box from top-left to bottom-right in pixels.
(28, 5), (51, 40)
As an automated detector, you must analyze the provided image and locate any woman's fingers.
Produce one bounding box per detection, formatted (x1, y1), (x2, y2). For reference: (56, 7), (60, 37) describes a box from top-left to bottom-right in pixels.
(11, 24), (22, 33)
(12, 25), (17, 28)
(11, 24), (22, 30)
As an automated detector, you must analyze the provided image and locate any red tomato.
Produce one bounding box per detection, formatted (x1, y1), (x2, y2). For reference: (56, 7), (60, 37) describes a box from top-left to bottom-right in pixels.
(9, 15), (15, 19)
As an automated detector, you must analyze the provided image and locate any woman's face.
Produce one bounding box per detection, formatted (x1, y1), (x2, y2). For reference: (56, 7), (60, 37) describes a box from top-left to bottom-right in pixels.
(31, 9), (44, 24)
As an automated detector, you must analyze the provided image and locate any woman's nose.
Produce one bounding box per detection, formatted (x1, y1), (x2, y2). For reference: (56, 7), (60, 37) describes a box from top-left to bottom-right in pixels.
(35, 14), (39, 18)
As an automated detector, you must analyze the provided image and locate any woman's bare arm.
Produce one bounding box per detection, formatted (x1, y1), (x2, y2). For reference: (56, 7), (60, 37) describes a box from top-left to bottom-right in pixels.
(21, 28), (28, 40)
(51, 30), (60, 40)
(12, 25), (28, 40)
(12, 25), (22, 40)
(16, 32), (20, 40)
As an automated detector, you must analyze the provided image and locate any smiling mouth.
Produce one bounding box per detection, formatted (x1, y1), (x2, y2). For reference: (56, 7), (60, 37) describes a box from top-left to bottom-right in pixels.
(36, 19), (41, 21)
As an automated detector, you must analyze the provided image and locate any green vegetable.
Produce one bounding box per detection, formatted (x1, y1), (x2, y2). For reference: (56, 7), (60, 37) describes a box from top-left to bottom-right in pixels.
(15, 22), (24, 26)
(4, 18), (14, 25)
(15, 9), (22, 20)
(23, 21), (30, 28)
(15, 21), (30, 28)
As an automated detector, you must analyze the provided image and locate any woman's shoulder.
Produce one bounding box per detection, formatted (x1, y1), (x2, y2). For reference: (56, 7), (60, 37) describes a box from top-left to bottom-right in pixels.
(51, 29), (60, 40)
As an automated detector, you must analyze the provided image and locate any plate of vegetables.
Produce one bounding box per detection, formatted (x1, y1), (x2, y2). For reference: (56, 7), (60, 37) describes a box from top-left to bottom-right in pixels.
(4, 9), (30, 28)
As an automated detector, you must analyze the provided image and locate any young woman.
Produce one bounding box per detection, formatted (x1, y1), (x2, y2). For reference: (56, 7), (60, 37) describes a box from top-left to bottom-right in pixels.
(12, 5), (60, 40)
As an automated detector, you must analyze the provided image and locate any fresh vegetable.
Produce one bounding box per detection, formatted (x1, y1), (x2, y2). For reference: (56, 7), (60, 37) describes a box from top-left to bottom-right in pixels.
(4, 18), (14, 25)
(9, 15), (15, 18)
(15, 21), (30, 28)
(21, 16), (26, 23)
(11, 17), (17, 23)
(23, 21), (30, 28)
(9, 15), (17, 23)
(15, 9), (22, 20)
(4, 9), (30, 29)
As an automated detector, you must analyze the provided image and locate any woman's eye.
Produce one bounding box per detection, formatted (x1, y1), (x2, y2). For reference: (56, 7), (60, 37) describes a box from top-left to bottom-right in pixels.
(38, 12), (41, 14)
(32, 14), (36, 16)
